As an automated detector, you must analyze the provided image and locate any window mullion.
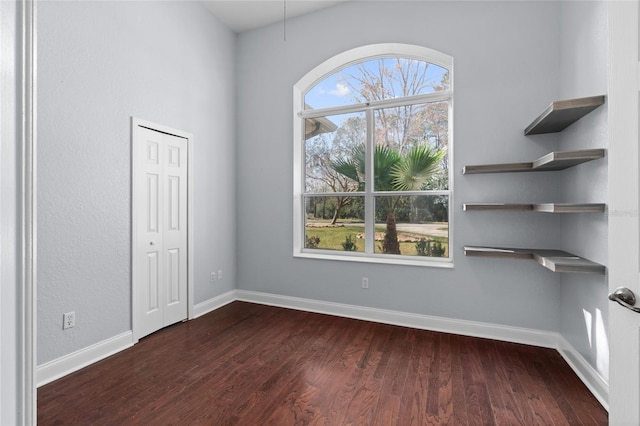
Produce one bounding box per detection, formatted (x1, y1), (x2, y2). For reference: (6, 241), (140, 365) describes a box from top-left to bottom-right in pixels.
(299, 91), (451, 119)
(364, 109), (375, 254)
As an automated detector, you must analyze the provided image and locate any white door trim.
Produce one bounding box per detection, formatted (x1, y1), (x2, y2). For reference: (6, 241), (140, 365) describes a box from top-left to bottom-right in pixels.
(607, 1), (640, 423)
(14, 0), (38, 423)
(131, 117), (194, 343)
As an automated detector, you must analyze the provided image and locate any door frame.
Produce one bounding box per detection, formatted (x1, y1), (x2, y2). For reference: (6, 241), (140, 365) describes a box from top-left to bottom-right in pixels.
(131, 117), (194, 343)
(9, 0), (38, 423)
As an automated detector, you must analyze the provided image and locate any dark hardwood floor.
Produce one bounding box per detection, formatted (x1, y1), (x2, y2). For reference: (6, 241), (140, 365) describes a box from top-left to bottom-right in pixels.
(38, 301), (607, 425)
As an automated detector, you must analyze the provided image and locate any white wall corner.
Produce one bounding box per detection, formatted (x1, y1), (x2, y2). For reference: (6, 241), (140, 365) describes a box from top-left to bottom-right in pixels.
(192, 290), (237, 319)
(36, 331), (134, 387)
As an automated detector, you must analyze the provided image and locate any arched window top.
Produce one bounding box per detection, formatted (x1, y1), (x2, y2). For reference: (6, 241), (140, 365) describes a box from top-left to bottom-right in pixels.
(305, 57), (449, 111)
(296, 43), (453, 112)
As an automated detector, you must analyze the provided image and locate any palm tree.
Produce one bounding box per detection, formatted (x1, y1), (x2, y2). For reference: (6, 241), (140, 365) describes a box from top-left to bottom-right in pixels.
(331, 144), (445, 254)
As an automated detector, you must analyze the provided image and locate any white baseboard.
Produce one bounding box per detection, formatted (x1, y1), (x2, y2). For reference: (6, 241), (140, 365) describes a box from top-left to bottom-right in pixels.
(192, 290), (237, 319)
(236, 289), (609, 410)
(37, 331), (133, 387)
(36, 289), (609, 410)
(557, 336), (609, 411)
(236, 290), (557, 347)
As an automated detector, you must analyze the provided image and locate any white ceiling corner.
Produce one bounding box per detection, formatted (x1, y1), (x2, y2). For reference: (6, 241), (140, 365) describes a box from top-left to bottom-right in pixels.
(201, 0), (349, 33)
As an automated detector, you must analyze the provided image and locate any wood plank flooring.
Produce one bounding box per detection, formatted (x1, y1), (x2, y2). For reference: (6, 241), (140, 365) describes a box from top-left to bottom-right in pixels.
(38, 301), (607, 425)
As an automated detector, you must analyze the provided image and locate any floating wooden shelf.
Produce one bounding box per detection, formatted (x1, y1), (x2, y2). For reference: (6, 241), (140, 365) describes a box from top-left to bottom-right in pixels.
(463, 96), (607, 274)
(463, 203), (606, 213)
(532, 203), (606, 213)
(464, 203), (531, 212)
(462, 149), (605, 174)
(524, 95), (605, 135)
(464, 246), (605, 274)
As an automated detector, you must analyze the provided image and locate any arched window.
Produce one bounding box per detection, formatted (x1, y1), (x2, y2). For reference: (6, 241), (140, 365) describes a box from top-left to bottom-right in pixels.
(293, 44), (453, 266)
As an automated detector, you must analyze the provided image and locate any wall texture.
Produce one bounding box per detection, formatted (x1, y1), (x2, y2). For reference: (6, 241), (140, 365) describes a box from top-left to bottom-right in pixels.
(37, 1), (236, 364)
(558, 1), (609, 380)
(236, 1), (565, 331)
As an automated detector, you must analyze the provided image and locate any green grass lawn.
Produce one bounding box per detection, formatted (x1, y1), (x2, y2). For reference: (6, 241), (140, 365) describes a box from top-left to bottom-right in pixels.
(305, 224), (448, 257)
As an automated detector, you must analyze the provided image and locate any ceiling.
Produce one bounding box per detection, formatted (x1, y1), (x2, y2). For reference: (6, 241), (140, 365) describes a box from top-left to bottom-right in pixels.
(201, 0), (348, 33)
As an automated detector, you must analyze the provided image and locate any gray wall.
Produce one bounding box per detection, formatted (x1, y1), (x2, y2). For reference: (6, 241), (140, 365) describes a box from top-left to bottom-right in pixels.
(37, 1), (237, 364)
(558, 1), (609, 380)
(236, 1), (566, 330)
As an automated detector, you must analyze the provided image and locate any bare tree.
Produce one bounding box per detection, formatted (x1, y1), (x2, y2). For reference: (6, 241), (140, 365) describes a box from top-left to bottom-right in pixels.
(344, 59), (448, 155)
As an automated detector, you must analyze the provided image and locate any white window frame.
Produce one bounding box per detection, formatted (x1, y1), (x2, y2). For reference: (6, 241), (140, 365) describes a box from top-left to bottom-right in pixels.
(293, 43), (454, 268)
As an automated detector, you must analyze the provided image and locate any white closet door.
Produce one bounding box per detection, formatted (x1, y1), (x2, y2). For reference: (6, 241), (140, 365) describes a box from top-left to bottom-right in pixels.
(161, 133), (188, 327)
(135, 126), (188, 340)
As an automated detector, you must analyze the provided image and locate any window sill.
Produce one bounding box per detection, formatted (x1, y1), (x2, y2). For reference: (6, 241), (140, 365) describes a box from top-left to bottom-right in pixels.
(294, 250), (454, 268)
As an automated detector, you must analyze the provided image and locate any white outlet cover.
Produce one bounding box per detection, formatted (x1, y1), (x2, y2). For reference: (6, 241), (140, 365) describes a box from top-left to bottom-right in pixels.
(63, 312), (75, 329)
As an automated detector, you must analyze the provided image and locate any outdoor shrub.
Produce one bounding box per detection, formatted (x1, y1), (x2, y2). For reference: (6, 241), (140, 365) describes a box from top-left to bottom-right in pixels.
(415, 238), (446, 257)
(305, 235), (320, 249)
(416, 238), (429, 256)
(429, 240), (446, 257)
(342, 235), (357, 251)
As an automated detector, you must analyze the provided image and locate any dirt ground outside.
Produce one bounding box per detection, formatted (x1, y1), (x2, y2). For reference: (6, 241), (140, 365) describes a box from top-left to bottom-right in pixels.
(306, 221), (448, 240)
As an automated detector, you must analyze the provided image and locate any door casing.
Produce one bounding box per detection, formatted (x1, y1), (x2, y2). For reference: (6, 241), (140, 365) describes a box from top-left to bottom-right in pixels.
(607, 1), (640, 423)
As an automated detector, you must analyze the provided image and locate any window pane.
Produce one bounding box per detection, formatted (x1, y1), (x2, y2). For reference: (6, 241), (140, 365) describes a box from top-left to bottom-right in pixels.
(305, 112), (366, 193)
(373, 195), (448, 257)
(305, 58), (449, 110)
(304, 196), (365, 252)
(373, 102), (449, 191)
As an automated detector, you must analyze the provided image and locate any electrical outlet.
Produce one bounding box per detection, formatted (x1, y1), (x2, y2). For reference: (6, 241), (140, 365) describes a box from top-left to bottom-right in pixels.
(362, 277), (369, 289)
(210, 272), (217, 282)
(217, 270), (223, 280)
(63, 312), (75, 329)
